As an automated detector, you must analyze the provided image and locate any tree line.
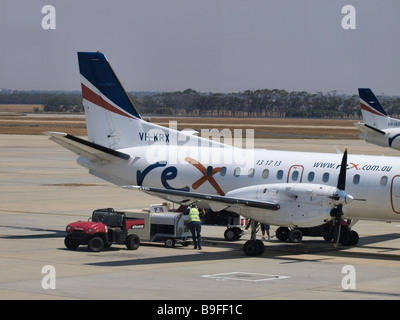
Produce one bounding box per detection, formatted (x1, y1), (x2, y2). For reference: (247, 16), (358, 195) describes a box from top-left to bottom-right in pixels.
(1, 89), (400, 118)
(0, 90), (84, 113)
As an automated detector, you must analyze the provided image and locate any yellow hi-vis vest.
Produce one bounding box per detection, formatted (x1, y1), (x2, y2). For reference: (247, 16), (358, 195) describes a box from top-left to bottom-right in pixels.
(188, 207), (201, 222)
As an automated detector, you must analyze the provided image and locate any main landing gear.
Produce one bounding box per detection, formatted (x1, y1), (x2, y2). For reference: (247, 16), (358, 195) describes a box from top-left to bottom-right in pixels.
(243, 220), (265, 256)
(275, 220), (359, 246)
(242, 220), (360, 256)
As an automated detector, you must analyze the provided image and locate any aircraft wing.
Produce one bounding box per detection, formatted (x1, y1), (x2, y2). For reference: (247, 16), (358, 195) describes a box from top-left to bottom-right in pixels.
(354, 122), (385, 137)
(125, 185), (280, 212)
(44, 132), (131, 164)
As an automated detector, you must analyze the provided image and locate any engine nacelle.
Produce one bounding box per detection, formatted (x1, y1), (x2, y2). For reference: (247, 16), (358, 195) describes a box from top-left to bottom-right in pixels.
(225, 183), (353, 228)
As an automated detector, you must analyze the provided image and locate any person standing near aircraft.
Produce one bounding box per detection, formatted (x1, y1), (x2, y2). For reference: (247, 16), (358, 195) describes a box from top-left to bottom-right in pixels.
(261, 224), (270, 241)
(182, 205), (204, 250)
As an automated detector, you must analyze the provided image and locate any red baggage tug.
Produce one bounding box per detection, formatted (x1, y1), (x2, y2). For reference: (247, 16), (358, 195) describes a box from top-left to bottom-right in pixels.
(65, 208), (145, 252)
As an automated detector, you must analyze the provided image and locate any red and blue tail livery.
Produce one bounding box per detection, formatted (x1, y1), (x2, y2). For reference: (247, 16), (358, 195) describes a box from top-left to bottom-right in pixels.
(77, 51), (154, 148)
(78, 52), (141, 120)
(358, 88), (387, 118)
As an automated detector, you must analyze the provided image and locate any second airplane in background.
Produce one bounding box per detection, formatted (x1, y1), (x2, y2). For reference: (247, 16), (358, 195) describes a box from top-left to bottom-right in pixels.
(355, 88), (400, 151)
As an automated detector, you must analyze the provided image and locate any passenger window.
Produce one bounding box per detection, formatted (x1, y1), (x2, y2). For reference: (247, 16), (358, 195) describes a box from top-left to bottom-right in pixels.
(380, 176), (388, 186)
(277, 170), (283, 180)
(262, 169), (269, 179)
(220, 167), (227, 177)
(353, 174), (360, 185)
(248, 168), (255, 178)
(292, 171), (299, 181)
(307, 172), (315, 182)
(234, 167), (241, 177)
(322, 172), (329, 183)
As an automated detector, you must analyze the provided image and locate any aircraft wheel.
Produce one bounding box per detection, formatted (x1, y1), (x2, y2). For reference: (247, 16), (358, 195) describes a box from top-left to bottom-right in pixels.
(243, 240), (263, 256)
(276, 227), (289, 241)
(256, 239), (265, 255)
(350, 230), (359, 245)
(289, 229), (303, 243)
(224, 227), (240, 241)
(88, 236), (104, 252)
(340, 230), (359, 246)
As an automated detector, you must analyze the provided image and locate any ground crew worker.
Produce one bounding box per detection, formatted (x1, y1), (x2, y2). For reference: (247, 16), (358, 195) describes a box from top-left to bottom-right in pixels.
(182, 205), (204, 250)
(261, 224), (270, 241)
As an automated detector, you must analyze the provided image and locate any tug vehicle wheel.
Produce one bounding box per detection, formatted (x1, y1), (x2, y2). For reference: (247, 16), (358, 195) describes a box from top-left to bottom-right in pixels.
(88, 236), (104, 252)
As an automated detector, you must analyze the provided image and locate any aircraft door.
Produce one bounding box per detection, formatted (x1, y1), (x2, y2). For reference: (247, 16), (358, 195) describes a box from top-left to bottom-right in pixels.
(390, 175), (400, 214)
(287, 165), (304, 183)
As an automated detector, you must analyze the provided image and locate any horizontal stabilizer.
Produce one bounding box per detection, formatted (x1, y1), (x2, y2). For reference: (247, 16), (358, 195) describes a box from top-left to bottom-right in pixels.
(44, 132), (131, 164)
(354, 122), (385, 137)
(124, 185), (280, 212)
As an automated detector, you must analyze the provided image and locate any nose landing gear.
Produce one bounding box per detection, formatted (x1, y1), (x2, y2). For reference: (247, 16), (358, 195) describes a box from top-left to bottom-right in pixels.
(243, 220), (265, 256)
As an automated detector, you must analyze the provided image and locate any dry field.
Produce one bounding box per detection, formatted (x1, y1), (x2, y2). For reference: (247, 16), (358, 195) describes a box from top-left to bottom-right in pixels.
(0, 104), (43, 113)
(0, 104), (361, 139)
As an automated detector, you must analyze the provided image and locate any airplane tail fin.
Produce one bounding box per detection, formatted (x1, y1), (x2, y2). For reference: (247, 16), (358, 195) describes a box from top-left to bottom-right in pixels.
(78, 51), (179, 150)
(78, 51), (226, 157)
(358, 88), (392, 130)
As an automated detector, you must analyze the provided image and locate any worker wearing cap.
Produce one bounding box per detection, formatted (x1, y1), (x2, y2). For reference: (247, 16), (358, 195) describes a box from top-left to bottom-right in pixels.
(183, 205), (204, 250)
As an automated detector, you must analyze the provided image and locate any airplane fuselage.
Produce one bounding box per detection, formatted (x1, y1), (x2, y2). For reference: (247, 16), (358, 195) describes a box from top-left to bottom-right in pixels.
(77, 144), (400, 224)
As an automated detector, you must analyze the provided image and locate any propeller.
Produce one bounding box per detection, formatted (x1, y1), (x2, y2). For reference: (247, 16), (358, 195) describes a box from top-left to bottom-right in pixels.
(330, 149), (348, 247)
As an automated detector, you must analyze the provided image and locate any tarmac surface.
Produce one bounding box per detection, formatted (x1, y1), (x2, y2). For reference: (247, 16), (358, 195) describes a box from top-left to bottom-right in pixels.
(1, 134), (400, 302)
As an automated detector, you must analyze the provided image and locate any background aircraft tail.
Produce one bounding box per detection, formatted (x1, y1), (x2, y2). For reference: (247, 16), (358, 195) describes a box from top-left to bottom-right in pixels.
(358, 88), (398, 130)
(78, 51), (183, 150)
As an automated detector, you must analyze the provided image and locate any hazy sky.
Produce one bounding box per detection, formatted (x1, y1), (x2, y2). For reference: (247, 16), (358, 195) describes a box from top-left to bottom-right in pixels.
(1, 0), (399, 95)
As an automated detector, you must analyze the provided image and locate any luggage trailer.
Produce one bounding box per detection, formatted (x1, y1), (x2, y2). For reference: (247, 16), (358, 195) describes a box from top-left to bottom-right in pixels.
(123, 204), (192, 248)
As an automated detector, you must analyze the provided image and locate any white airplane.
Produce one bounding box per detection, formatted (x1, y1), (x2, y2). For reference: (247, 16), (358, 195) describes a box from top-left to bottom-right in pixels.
(46, 52), (400, 256)
(355, 88), (400, 150)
